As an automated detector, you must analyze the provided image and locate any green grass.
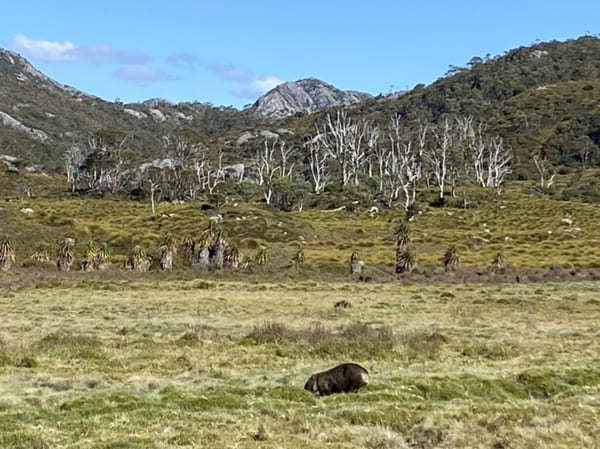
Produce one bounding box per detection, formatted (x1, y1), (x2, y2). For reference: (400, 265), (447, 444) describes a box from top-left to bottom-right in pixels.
(2, 179), (600, 278)
(0, 280), (599, 448)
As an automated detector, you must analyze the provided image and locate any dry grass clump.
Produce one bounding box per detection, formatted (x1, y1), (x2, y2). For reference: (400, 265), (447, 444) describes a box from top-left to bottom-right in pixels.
(247, 321), (397, 359)
(399, 329), (449, 360)
(364, 426), (409, 449)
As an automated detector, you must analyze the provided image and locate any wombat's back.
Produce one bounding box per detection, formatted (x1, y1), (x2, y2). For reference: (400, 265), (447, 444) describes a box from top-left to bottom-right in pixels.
(308, 362), (369, 395)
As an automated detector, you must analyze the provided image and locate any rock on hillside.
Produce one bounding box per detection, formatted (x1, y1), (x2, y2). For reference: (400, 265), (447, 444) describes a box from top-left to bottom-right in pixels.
(253, 78), (371, 118)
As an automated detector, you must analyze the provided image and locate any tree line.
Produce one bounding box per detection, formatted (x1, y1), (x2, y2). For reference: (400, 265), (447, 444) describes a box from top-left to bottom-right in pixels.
(64, 112), (513, 212)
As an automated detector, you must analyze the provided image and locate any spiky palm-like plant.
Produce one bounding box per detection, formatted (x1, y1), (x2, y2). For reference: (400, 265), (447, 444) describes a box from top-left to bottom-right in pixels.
(443, 245), (460, 272)
(350, 251), (362, 274)
(292, 249), (305, 269)
(30, 243), (51, 264)
(181, 237), (196, 265)
(193, 236), (211, 271)
(57, 238), (75, 272)
(159, 233), (177, 271)
(396, 248), (416, 273)
(395, 222), (410, 274)
(225, 243), (243, 270)
(83, 241), (100, 272)
(128, 245), (151, 272)
(96, 243), (111, 271)
(256, 246), (268, 267)
(490, 251), (507, 272)
(209, 231), (225, 270)
(0, 237), (16, 272)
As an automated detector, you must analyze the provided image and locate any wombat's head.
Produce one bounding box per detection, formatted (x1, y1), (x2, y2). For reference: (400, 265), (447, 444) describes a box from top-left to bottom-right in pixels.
(304, 374), (318, 393)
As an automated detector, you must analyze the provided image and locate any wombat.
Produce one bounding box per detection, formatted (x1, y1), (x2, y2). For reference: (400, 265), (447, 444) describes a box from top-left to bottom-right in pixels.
(304, 362), (369, 396)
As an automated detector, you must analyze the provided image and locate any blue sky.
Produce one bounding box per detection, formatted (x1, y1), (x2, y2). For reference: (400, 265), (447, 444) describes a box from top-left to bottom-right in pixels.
(1, 1), (598, 108)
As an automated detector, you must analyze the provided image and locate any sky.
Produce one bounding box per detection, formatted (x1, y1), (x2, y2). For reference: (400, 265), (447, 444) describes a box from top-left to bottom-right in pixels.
(1, 1), (599, 108)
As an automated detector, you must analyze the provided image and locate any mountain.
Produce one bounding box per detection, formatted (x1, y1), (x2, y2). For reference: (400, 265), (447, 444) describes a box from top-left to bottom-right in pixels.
(252, 78), (372, 118)
(0, 48), (259, 171)
(1, 36), (600, 180)
(340, 36), (600, 171)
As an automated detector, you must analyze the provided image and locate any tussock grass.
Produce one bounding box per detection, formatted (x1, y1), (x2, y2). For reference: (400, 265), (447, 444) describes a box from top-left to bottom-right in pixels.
(247, 321), (397, 359)
(0, 281), (598, 447)
(2, 184), (600, 286)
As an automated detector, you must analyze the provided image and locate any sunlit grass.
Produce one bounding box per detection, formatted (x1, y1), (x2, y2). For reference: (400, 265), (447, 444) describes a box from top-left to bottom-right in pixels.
(0, 280), (599, 448)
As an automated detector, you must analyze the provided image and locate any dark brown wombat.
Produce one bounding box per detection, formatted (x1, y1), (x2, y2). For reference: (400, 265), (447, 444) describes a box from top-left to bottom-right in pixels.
(304, 363), (369, 396)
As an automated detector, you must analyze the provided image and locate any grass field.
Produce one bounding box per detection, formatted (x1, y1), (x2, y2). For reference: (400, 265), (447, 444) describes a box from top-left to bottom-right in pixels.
(1, 279), (599, 448)
(2, 183), (600, 275)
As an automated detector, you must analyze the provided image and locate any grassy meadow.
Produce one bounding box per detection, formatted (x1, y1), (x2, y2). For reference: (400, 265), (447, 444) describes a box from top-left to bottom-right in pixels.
(2, 178), (600, 276)
(2, 172), (600, 447)
(1, 280), (599, 448)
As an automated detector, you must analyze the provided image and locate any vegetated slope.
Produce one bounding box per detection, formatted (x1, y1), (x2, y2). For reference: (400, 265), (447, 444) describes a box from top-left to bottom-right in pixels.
(0, 48), (262, 171)
(2, 164), (600, 276)
(252, 78), (372, 118)
(2, 36), (600, 178)
(349, 36), (600, 171)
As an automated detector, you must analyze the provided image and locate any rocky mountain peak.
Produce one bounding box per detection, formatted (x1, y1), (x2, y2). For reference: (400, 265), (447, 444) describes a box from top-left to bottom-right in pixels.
(252, 78), (371, 118)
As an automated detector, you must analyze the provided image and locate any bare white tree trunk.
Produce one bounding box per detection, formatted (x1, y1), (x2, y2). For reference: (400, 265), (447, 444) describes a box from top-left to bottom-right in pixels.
(278, 141), (296, 180)
(256, 138), (281, 204)
(319, 110), (353, 186)
(150, 180), (157, 216)
(348, 120), (369, 186)
(467, 122), (512, 191)
(206, 150), (224, 194)
(383, 116), (421, 209)
(533, 155), (555, 189)
(425, 119), (451, 200)
(307, 136), (329, 194)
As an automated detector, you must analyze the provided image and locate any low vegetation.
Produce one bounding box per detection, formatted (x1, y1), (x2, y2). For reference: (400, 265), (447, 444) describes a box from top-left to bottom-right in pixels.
(0, 280), (598, 448)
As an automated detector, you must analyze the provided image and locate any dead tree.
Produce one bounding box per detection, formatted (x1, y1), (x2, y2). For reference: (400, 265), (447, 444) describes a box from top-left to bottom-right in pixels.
(307, 136), (330, 194)
(278, 141), (296, 180)
(384, 116), (421, 209)
(469, 124), (512, 191)
(533, 155), (555, 190)
(205, 149), (224, 194)
(64, 145), (85, 193)
(425, 120), (452, 201)
(83, 134), (129, 193)
(348, 120), (369, 186)
(371, 127), (388, 193)
(256, 138), (281, 204)
(318, 110), (367, 186)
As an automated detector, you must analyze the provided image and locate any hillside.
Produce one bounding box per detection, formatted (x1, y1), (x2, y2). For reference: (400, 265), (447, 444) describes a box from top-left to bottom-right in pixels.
(0, 48), (261, 171)
(1, 36), (600, 182)
(348, 36), (600, 170)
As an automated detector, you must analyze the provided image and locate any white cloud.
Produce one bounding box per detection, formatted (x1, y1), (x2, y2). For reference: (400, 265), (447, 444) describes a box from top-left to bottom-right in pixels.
(12, 33), (148, 64)
(233, 76), (284, 99)
(13, 34), (76, 62)
(114, 65), (176, 84)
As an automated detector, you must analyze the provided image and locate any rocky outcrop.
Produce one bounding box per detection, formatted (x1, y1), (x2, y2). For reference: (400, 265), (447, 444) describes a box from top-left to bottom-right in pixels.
(0, 111), (48, 141)
(253, 78), (371, 118)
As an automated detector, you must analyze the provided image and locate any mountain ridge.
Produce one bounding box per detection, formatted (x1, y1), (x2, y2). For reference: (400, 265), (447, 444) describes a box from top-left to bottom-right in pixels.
(1, 36), (600, 179)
